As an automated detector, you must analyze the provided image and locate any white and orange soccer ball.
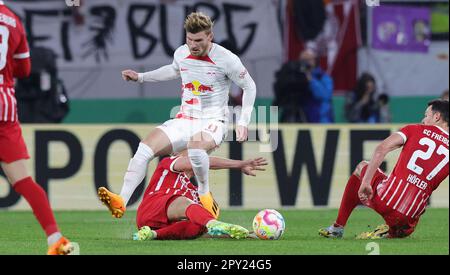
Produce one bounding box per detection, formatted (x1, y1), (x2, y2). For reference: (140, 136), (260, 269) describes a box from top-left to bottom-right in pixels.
(252, 209), (285, 240)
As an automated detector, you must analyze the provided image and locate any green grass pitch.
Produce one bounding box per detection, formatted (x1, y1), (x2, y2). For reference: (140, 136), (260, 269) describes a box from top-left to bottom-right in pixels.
(0, 208), (448, 255)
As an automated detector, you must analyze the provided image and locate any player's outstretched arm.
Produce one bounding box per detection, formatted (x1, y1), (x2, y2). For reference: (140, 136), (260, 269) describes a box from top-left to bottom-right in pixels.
(122, 47), (181, 83)
(172, 156), (267, 176)
(209, 157), (267, 177)
(121, 62), (180, 83)
(359, 133), (405, 202)
(122, 69), (139, 81)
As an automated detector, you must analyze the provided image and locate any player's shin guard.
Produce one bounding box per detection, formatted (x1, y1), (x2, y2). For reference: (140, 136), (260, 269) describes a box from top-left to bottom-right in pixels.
(13, 177), (59, 237)
(185, 204), (215, 226)
(335, 174), (362, 227)
(120, 142), (154, 205)
(187, 148), (210, 195)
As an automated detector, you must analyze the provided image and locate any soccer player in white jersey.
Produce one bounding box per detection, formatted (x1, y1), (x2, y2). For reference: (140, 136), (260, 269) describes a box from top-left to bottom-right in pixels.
(98, 12), (256, 219)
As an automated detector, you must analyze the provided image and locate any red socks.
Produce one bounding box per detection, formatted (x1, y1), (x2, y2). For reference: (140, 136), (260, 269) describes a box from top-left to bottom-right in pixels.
(13, 177), (59, 236)
(155, 220), (205, 240)
(185, 203), (215, 226)
(153, 204), (215, 240)
(335, 174), (362, 227)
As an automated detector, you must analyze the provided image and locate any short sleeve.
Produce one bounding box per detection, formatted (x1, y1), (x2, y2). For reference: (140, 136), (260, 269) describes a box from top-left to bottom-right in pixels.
(158, 156), (182, 173)
(13, 19), (30, 59)
(397, 124), (419, 144)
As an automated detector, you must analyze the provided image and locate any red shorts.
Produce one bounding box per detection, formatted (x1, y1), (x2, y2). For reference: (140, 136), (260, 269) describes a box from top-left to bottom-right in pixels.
(136, 194), (181, 229)
(0, 122), (29, 163)
(361, 165), (419, 238)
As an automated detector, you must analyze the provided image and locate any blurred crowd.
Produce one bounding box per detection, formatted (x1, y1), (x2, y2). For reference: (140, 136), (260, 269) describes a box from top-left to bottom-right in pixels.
(14, 0), (448, 125)
(344, 72), (391, 124)
(272, 47), (396, 124)
(273, 49), (333, 123)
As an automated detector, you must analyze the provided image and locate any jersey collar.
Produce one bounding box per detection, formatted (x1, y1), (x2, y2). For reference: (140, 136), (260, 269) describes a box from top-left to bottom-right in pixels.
(185, 43), (216, 64)
(434, 125), (449, 136)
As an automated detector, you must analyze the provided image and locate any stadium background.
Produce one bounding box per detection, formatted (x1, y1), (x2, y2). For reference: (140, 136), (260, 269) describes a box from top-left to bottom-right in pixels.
(0, 0), (448, 213)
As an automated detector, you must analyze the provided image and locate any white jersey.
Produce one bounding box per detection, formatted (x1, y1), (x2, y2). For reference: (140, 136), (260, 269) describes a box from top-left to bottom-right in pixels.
(138, 43), (256, 126)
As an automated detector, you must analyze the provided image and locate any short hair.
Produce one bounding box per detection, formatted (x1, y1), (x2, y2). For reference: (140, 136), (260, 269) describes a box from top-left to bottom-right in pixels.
(441, 89), (449, 100)
(184, 12), (214, 34)
(355, 72), (376, 100)
(378, 93), (389, 104)
(428, 99), (449, 126)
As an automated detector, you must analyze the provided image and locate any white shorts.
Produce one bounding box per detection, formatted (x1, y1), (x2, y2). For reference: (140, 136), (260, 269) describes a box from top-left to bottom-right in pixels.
(157, 118), (228, 153)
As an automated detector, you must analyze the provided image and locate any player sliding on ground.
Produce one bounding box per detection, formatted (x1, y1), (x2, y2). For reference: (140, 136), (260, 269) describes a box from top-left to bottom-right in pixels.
(100, 152), (267, 240)
(100, 11), (257, 220)
(320, 99), (449, 239)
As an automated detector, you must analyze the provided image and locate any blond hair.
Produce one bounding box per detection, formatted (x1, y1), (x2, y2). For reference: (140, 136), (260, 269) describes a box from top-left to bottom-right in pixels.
(184, 12), (214, 34)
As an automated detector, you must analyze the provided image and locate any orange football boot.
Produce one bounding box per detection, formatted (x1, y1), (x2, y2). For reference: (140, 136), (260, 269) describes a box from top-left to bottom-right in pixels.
(97, 187), (126, 218)
(199, 192), (220, 219)
(47, 237), (73, 255)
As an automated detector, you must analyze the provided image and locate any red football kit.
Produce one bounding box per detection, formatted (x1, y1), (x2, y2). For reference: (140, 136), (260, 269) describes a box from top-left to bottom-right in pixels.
(136, 156), (201, 229)
(0, 2), (62, 241)
(364, 124), (449, 237)
(0, 3), (31, 163)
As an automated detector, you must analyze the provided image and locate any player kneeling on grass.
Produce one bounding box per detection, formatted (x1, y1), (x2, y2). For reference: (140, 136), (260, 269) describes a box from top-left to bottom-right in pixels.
(320, 99), (449, 239)
(99, 151), (267, 240)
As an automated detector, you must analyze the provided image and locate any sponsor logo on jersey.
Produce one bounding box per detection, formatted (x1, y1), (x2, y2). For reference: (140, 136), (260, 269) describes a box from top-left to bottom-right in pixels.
(183, 80), (214, 95)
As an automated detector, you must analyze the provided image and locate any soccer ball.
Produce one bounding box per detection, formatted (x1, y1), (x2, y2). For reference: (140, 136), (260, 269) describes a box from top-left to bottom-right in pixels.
(252, 209), (285, 240)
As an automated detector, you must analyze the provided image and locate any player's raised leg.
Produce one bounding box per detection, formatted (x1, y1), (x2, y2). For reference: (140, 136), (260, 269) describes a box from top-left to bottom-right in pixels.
(98, 128), (173, 218)
(122, 128), (173, 203)
(319, 161), (369, 239)
(1, 160), (73, 255)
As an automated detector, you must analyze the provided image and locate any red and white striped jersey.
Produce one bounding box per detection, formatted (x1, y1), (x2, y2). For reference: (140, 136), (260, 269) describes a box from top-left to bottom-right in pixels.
(142, 156), (200, 203)
(0, 2), (30, 122)
(378, 124), (449, 219)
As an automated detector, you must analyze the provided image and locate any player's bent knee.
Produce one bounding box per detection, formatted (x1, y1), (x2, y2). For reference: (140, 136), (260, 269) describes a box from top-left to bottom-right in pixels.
(142, 130), (173, 156)
(187, 140), (203, 150)
(188, 132), (216, 151)
(1, 160), (30, 185)
(167, 196), (194, 221)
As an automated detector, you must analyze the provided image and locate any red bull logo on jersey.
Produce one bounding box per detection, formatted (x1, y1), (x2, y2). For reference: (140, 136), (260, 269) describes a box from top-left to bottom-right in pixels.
(183, 80), (213, 95)
(185, 98), (199, 105)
